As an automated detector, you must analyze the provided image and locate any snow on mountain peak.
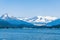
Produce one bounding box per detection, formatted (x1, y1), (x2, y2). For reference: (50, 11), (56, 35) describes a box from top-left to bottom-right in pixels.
(0, 13), (9, 19)
(26, 16), (58, 23)
(0, 14), (59, 26)
(0, 14), (58, 23)
(44, 16), (57, 20)
(39, 16), (57, 19)
(24, 16), (58, 26)
(37, 16), (57, 20)
(0, 13), (18, 20)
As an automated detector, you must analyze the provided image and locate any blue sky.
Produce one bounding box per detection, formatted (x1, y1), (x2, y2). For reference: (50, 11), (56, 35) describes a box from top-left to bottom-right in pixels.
(0, 0), (60, 17)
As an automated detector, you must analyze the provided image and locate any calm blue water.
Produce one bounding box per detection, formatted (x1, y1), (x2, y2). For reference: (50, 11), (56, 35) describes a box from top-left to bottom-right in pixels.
(0, 28), (60, 40)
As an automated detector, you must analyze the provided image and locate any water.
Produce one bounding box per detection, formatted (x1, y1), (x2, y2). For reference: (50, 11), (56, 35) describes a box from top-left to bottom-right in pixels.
(0, 28), (60, 40)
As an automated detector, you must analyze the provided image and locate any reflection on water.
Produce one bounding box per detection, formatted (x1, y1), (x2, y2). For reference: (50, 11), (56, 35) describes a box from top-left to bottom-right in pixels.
(0, 28), (60, 40)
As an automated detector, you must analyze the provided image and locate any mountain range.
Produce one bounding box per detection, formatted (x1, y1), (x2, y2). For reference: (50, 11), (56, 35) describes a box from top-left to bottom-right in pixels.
(0, 13), (60, 28)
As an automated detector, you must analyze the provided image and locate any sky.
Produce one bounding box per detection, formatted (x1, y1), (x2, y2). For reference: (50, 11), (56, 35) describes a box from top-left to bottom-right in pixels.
(0, 0), (60, 17)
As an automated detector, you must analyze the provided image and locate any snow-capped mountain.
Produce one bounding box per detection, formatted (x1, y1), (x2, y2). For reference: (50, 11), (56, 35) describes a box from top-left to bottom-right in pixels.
(26, 16), (57, 22)
(25, 16), (58, 26)
(0, 14), (34, 28)
(0, 13), (17, 20)
(0, 13), (60, 27)
(0, 13), (9, 19)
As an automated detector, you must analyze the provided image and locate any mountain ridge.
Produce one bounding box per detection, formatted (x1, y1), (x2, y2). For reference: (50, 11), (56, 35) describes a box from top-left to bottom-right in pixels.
(0, 13), (60, 28)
